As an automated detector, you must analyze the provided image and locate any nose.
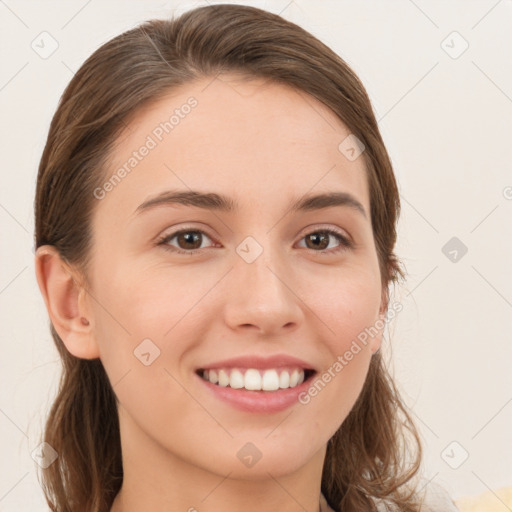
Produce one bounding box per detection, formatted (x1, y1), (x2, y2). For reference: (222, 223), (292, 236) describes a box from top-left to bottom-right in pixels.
(222, 244), (303, 336)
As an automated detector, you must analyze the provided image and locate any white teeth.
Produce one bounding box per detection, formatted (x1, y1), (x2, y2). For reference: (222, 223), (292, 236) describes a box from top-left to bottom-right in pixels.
(230, 369), (244, 389)
(209, 369), (218, 384)
(201, 367), (307, 391)
(218, 369), (230, 387)
(261, 369), (279, 391)
(279, 371), (290, 389)
(244, 369), (262, 390)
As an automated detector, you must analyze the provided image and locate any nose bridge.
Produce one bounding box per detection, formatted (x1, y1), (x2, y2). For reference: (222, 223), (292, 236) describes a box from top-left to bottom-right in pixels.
(237, 233), (288, 300)
(225, 232), (302, 332)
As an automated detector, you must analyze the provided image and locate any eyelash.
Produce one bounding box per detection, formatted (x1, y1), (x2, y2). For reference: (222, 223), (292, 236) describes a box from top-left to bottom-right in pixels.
(156, 226), (353, 256)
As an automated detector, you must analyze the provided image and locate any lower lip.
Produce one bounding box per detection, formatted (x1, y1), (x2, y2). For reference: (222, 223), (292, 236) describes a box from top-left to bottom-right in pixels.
(196, 372), (315, 413)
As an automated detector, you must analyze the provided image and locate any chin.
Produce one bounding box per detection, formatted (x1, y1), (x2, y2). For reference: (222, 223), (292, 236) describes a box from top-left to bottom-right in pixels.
(205, 436), (321, 479)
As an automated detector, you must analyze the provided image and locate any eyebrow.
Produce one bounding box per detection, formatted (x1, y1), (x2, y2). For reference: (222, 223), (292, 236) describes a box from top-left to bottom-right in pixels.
(134, 190), (367, 218)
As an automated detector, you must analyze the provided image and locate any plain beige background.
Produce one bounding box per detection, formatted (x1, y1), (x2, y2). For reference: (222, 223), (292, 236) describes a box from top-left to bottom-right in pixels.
(1, 0), (511, 509)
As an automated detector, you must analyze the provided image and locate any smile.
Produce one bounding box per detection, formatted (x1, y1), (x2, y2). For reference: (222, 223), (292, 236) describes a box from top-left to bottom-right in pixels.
(197, 367), (316, 392)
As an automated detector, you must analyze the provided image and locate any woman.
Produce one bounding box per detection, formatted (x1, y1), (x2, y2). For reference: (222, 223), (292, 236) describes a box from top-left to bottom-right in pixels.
(33, 4), (459, 511)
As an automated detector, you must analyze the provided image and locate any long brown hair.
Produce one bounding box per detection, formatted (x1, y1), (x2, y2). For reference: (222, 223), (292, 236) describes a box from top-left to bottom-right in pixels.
(35, 4), (423, 511)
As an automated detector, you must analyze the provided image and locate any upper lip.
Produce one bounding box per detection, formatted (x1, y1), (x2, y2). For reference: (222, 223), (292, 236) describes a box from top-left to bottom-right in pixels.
(197, 354), (316, 372)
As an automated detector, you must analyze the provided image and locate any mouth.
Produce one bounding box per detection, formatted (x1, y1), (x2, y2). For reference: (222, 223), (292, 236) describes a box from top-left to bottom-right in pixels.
(195, 367), (317, 392)
(194, 354), (318, 412)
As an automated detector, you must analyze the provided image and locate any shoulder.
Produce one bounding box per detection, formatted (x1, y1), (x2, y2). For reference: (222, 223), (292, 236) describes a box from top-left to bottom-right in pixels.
(372, 480), (460, 512)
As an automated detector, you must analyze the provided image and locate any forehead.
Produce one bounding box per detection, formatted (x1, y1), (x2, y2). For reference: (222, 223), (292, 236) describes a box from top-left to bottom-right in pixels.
(99, 74), (370, 216)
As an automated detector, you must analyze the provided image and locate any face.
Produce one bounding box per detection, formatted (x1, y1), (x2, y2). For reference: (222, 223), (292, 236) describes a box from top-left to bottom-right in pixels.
(84, 74), (385, 479)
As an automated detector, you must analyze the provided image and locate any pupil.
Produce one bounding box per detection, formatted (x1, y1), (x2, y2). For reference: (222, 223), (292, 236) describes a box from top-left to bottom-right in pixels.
(308, 232), (328, 250)
(180, 232), (200, 249)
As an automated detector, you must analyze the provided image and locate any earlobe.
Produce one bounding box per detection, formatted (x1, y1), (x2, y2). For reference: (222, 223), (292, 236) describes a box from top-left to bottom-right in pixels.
(34, 245), (100, 360)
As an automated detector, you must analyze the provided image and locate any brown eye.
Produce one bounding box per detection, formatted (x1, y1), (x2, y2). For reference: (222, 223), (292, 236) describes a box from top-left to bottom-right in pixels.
(157, 227), (352, 256)
(158, 229), (215, 254)
(298, 229), (352, 254)
(305, 232), (330, 250)
(176, 231), (203, 250)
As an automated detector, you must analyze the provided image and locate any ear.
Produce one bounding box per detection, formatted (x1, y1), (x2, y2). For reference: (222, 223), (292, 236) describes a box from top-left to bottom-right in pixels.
(35, 245), (100, 359)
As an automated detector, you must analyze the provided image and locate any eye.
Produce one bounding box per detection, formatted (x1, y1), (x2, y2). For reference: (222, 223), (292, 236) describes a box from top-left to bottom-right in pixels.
(297, 228), (352, 254)
(156, 226), (352, 255)
(156, 228), (217, 255)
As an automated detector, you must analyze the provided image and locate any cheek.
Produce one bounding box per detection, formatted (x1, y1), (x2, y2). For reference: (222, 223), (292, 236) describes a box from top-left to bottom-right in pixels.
(296, 267), (381, 423)
(89, 265), (212, 387)
(302, 266), (382, 348)
(92, 262), (190, 341)
(89, 271), (199, 429)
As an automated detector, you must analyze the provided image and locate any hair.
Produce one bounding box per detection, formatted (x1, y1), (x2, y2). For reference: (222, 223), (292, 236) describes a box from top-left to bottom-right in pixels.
(34, 4), (424, 511)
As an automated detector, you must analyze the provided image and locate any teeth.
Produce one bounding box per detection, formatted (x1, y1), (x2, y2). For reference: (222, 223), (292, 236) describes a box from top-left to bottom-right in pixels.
(279, 371), (290, 389)
(244, 369), (261, 390)
(208, 369), (218, 384)
(230, 369), (244, 389)
(218, 369), (229, 387)
(200, 367), (308, 391)
(262, 369), (279, 391)
(290, 369), (299, 387)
